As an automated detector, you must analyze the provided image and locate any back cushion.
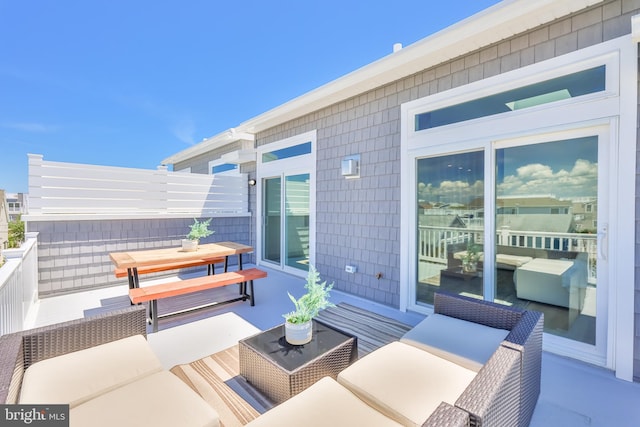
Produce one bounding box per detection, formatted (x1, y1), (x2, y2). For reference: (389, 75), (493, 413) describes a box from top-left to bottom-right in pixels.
(20, 335), (163, 407)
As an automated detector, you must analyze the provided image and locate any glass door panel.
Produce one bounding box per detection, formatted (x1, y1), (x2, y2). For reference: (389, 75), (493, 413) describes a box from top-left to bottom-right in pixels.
(263, 177), (281, 265)
(495, 136), (598, 345)
(285, 174), (310, 271)
(415, 151), (485, 305)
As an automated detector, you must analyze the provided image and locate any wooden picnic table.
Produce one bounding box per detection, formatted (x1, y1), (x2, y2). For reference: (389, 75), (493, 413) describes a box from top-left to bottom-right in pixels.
(109, 242), (254, 289)
(109, 241), (265, 332)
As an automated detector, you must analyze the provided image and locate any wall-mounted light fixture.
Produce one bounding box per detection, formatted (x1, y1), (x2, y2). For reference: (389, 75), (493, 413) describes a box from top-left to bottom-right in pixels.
(248, 178), (257, 186)
(341, 154), (360, 179)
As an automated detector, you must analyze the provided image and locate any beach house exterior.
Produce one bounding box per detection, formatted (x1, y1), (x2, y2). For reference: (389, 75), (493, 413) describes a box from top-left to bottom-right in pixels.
(161, 0), (640, 381)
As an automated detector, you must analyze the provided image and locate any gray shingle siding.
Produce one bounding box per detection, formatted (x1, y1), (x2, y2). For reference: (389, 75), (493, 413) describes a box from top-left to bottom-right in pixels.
(254, 1), (640, 377)
(28, 217), (252, 296)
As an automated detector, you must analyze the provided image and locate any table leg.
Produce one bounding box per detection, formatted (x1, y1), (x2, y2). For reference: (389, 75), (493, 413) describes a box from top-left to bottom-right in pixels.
(150, 300), (158, 333)
(238, 253), (245, 295)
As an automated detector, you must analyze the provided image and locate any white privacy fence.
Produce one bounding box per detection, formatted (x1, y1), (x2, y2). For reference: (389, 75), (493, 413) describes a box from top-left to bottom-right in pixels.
(0, 233), (38, 335)
(27, 154), (249, 217)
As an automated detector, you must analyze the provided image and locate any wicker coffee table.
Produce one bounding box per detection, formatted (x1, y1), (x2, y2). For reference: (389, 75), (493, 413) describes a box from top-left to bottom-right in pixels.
(238, 319), (357, 404)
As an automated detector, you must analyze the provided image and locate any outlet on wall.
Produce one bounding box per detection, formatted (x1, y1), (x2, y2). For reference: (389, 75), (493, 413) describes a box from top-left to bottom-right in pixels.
(345, 265), (357, 274)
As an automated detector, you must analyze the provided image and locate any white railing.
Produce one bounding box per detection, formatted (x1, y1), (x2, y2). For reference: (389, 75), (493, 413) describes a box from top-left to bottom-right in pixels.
(418, 225), (597, 281)
(27, 154), (249, 217)
(0, 233), (39, 335)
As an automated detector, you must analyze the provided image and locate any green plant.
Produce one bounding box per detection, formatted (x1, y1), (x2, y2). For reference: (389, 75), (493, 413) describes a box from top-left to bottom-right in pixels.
(186, 218), (214, 241)
(462, 237), (481, 265)
(283, 266), (335, 324)
(7, 215), (25, 249)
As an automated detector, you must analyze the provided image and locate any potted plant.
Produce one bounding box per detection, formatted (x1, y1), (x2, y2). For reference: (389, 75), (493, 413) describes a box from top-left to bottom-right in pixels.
(462, 238), (481, 273)
(283, 266), (335, 345)
(182, 218), (214, 252)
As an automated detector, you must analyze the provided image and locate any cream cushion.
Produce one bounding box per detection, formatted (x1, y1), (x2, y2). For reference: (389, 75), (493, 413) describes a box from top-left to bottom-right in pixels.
(20, 335), (163, 407)
(245, 377), (402, 427)
(400, 314), (509, 371)
(70, 370), (219, 427)
(337, 341), (476, 427)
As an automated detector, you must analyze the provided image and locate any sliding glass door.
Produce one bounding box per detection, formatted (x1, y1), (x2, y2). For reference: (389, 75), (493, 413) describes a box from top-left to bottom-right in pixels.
(413, 127), (607, 358)
(262, 173), (310, 272)
(415, 151), (485, 304)
(257, 131), (315, 276)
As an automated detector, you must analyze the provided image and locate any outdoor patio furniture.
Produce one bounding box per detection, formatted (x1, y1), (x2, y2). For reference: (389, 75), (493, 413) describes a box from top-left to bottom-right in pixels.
(514, 254), (588, 310)
(109, 241), (254, 289)
(0, 305), (220, 427)
(246, 292), (543, 427)
(239, 319), (357, 404)
(129, 267), (267, 332)
(110, 242), (267, 332)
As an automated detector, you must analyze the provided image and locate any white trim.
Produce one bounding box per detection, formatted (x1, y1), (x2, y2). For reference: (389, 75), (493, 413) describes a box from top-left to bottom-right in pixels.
(401, 36), (635, 380)
(256, 130), (317, 277)
(612, 34), (637, 381)
(23, 212), (251, 222)
(632, 14), (640, 44)
(163, 129), (255, 166)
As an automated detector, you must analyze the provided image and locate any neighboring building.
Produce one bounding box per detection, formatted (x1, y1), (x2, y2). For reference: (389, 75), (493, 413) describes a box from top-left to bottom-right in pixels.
(0, 190), (10, 250)
(6, 193), (28, 222)
(162, 1), (640, 381)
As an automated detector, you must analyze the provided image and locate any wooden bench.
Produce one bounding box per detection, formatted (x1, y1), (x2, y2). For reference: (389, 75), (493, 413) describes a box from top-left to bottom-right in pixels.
(114, 257), (226, 288)
(129, 268), (268, 332)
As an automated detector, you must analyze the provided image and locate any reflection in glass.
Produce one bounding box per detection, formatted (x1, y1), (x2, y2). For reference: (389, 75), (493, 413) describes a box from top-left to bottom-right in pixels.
(263, 177), (281, 264)
(415, 66), (605, 131)
(496, 137), (597, 345)
(415, 151), (484, 305)
(262, 142), (312, 163)
(285, 174), (310, 271)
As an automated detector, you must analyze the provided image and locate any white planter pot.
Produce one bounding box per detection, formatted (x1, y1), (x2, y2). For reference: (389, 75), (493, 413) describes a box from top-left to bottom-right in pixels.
(181, 239), (199, 252)
(285, 320), (312, 345)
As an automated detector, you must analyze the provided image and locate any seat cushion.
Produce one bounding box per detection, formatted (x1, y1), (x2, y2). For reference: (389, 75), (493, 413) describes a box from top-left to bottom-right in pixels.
(20, 335), (163, 407)
(245, 377), (402, 427)
(400, 313), (509, 371)
(337, 341), (476, 427)
(70, 371), (219, 427)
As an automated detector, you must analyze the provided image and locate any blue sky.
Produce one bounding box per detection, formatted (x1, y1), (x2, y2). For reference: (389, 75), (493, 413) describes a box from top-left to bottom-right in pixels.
(0, 0), (500, 193)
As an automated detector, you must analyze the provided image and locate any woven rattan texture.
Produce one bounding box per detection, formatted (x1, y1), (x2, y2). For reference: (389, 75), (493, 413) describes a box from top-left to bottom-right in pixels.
(422, 402), (470, 427)
(435, 292), (522, 331)
(0, 305), (147, 404)
(433, 292), (543, 427)
(239, 335), (356, 404)
(456, 345), (521, 427)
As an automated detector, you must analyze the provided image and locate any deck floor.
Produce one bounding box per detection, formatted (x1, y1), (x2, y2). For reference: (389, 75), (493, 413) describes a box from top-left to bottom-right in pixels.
(25, 265), (640, 427)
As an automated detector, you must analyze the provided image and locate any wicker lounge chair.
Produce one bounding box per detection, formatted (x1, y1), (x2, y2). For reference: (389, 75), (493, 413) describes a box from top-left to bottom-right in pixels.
(0, 305), (147, 405)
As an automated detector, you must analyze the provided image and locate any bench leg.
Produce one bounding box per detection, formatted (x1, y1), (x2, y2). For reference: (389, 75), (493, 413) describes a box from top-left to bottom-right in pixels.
(127, 267), (140, 290)
(249, 280), (255, 306)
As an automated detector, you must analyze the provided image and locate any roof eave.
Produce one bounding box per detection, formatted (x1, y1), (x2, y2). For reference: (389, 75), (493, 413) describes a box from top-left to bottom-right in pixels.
(164, 0), (604, 165)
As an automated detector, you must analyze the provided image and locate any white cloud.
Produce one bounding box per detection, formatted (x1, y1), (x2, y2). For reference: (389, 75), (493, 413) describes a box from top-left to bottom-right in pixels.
(1, 122), (58, 133)
(498, 159), (597, 198)
(418, 158), (598, 204)
(170, 118), (196, 145)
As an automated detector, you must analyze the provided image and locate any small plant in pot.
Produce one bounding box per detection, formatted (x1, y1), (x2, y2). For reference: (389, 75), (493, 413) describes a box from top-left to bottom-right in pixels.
(182, 218), (214, 252)
(462, 238), (481, 273)
(283, 266), (335, 345)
